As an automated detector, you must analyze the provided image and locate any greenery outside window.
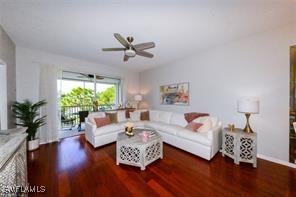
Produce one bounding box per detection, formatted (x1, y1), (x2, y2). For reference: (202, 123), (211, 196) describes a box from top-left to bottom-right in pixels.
(58, 71), (122, 127)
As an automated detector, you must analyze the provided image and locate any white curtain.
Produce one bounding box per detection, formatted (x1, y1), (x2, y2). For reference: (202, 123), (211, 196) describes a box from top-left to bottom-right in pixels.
(38, 65), (61, 144)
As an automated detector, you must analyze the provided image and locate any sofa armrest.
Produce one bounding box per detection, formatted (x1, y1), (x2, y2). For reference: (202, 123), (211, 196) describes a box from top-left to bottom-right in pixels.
(207, 121), (222, 157)
(85, 121), (96, 134)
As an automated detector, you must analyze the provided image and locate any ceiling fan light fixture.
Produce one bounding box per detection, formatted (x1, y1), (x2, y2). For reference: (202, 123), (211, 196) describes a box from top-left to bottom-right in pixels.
(125, 49), (136, 57)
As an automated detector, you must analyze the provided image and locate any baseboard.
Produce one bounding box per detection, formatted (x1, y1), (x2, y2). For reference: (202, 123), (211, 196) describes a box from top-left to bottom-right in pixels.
(257, 154), (296, 169)
(39, 139), (59, 145)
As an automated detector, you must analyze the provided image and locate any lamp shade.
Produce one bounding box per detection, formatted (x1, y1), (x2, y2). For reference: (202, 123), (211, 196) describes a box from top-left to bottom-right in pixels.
(237, 98), (259, 114)
(134, 94), (142, 102)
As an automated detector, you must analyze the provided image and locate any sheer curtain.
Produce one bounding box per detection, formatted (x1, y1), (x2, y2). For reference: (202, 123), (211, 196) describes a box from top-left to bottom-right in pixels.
(38, 64), (61, 144)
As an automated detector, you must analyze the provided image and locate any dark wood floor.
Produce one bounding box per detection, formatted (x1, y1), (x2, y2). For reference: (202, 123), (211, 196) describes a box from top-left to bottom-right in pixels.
(27, 135), (296, 197)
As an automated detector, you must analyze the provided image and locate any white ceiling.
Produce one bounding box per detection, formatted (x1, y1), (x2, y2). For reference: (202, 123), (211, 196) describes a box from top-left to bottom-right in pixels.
(0, 0), (296, 71)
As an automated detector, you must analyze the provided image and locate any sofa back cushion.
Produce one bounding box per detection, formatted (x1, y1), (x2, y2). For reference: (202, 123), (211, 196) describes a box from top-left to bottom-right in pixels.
(169, 113), (187, 127)
(130, 111), (141, 121)
(94, 116), (111, 128)
(117, 110), (127, 122)
(87, 112), (106, 124)
(149, 110), (160, 121)
(105, 112), (118, 123)
(158, 111), (172, 123)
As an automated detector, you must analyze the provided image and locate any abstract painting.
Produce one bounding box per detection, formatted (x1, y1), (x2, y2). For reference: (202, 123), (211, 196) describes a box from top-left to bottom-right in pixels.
(160, 82), (189, 105)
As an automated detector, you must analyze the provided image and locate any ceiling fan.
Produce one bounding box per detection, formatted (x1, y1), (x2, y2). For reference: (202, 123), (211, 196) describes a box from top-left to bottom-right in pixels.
(102, 33), (155, 62)
(78, 73), (104, 80)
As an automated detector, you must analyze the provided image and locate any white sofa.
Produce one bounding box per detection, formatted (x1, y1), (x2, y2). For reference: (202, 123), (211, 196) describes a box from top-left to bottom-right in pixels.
(85, 110), (222, 160)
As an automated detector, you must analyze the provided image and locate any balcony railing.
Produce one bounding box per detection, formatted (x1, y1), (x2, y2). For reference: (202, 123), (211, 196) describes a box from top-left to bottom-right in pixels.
(61, 104), (115, 128)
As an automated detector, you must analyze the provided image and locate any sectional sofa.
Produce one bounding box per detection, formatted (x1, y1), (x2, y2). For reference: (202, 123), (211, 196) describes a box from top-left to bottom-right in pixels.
(85, 110), (222, 160)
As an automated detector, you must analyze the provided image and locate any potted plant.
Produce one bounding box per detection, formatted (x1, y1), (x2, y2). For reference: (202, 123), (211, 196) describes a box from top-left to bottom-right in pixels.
(12, 100), (47, 151)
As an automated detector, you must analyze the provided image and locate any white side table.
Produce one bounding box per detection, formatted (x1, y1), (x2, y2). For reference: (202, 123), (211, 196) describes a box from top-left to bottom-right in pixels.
(222, 128), (257, 168)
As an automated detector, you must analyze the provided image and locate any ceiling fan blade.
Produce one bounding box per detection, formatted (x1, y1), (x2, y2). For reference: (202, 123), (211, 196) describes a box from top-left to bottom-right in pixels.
(133, 42), (155, 51)
(136, 50), (154, 58)
(114, 33), (130, 48)
(123, 55), (129, 62)
(102, 48), (125, 51)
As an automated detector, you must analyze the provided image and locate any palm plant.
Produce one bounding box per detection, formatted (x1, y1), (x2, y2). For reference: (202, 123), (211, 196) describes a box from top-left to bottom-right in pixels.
(12, 100), (47, 141)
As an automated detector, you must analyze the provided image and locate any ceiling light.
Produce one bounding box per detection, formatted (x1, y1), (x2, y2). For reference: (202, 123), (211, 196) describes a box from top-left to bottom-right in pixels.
(125, 49), (136, 57)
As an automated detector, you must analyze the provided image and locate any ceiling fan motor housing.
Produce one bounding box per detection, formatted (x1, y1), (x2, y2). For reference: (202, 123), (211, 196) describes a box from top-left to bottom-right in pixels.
(125, 49), (136, 57)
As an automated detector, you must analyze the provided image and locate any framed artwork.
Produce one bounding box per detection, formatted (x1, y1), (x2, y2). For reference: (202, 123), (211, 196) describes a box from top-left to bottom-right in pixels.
(160, 82), (189, 105)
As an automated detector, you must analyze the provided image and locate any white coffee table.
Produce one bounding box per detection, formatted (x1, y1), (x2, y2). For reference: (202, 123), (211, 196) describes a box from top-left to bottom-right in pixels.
(116, 128), (163, 170)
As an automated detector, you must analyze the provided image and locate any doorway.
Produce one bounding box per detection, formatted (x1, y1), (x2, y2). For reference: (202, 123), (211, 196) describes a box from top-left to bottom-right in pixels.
(0, 61), (8, 130)
(289, 45), (296, 163)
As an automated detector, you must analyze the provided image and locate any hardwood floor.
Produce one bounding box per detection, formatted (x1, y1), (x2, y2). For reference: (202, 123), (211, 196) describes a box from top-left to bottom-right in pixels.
(27, 135), (296, 197)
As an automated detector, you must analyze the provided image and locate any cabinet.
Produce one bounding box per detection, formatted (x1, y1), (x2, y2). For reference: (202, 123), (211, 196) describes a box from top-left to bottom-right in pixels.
(0, 131), (27, 196)
(222, 128), (257, 168)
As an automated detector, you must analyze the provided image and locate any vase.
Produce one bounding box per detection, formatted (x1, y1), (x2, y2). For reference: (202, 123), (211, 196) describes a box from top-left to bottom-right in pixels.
(28, 138), (39, 151)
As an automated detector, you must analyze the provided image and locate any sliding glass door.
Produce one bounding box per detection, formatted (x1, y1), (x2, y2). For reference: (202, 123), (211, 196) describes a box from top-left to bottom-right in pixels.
(58, 71), (121, 131)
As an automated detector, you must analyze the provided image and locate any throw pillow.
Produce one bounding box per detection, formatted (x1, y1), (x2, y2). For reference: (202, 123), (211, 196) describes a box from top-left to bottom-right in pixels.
(140, 111), (150, 121)
(196, 117), (212, 133)
(105, 112), (118, 123)
(185, 122), (203, 132)
(117, 110), (126, 122)
(94, 116), (111, 128)
(130, 111), (141, 121)
(184, 112), (209, 123)
(87, 112), (106, 125)
(126, 108), (135, 118)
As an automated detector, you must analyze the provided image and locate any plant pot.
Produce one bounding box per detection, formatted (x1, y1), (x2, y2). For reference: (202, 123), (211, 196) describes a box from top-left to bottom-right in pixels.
(28, 138), (39, 151)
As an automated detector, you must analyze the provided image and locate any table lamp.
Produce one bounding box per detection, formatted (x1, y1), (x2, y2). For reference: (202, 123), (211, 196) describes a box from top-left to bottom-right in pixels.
(134, 94), (142, 109)
(237, 98), (259, 133)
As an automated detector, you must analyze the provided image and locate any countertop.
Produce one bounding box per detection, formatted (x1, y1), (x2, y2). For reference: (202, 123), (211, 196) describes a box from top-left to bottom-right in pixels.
(0, 127), (27, 169)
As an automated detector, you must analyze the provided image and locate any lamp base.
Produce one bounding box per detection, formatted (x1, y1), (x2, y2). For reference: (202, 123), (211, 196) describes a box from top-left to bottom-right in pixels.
(243, 113), (254, 133)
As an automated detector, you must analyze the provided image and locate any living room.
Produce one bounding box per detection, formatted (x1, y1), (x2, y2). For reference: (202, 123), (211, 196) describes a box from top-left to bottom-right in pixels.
(0, 0), (295, 196)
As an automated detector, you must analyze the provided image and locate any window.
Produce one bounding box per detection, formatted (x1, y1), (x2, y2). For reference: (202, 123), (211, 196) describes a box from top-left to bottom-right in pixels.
(58, 71), (122, 111)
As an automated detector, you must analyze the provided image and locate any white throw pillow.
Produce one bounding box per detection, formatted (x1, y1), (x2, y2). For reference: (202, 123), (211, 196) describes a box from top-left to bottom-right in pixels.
(130, 111), (141, 121)
(196, 117), (212, 133)
(87, 112), (106, 125)
(117, 110), (126, 122)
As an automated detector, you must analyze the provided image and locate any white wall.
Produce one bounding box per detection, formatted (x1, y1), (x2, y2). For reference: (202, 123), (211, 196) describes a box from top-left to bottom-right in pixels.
(16, 46), (139, 105)
(140, 23), (296, 162)
(0, 25), (16, 129)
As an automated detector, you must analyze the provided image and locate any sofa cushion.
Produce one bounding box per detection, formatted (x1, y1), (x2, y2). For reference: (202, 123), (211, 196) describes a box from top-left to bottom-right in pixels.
(149, 110), (160, 121)
(105, 112), (118, 123)
(94, 117), (111, 128)
(145, 121), (162, 130)
(130, 121), (148, 128)
(170, 113), (187, 127)
(117, 110), (126, 122)
(176, 129), (211, 146)
(210, 117), (218, 127)
(130, 111), (141, 121)
(87, 112), (106, 124)
(158, 111), (172, 124)
(92, 123), (121, 136)
(158, 124), (184, 135)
